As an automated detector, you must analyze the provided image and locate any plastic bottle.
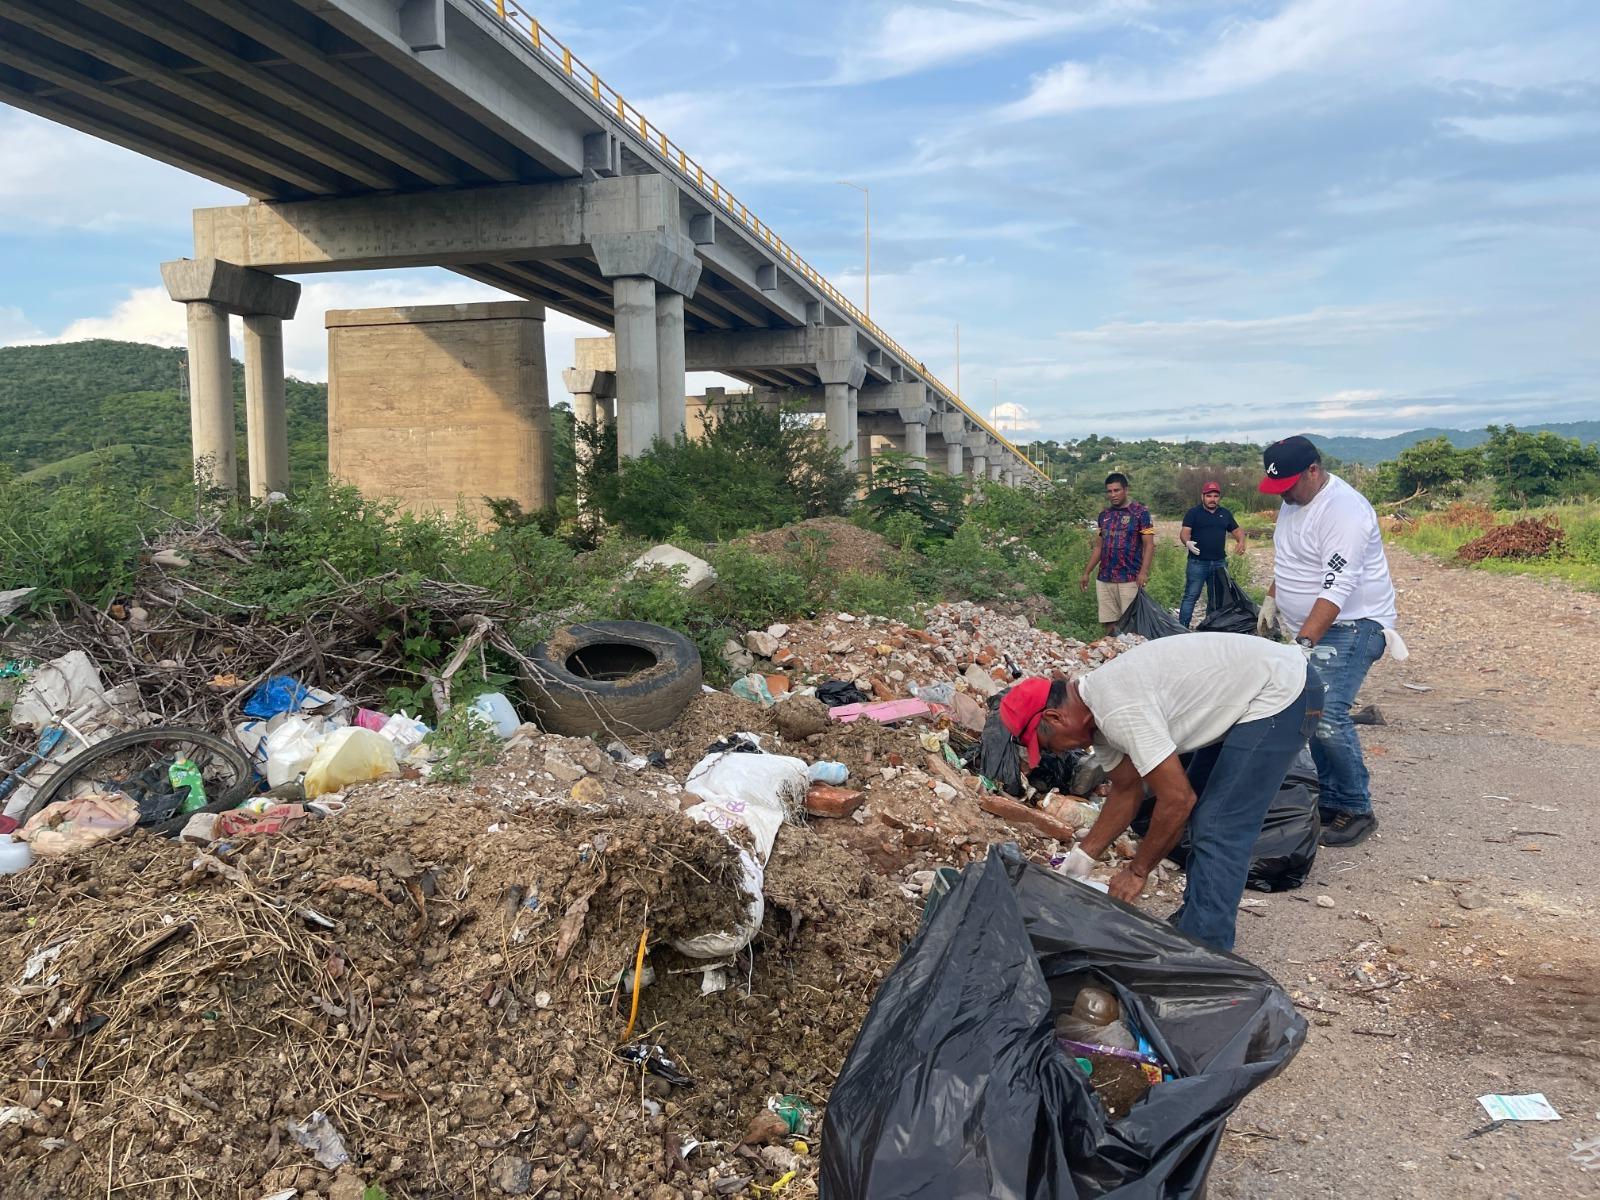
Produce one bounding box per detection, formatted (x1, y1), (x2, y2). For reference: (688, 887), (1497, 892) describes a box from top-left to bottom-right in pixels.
(1054, 985), (1136, 1049)
(807, 761), (848, 785)
(469, 692), (520, 739)
(169, 758), (208, 815)
(0, 837), (34, 875)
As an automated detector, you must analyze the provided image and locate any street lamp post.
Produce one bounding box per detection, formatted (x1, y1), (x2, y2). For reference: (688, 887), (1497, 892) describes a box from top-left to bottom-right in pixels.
(837, 180), (869, 319)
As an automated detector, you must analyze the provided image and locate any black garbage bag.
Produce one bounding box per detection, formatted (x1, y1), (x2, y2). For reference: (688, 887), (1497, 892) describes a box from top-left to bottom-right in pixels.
(821, 845), (1306, 1200)
(816, 680), (870, 707)
(1195, 570), (1260, 636)
(1029, 748), (1086, 797)
(976, 709), (1024, 796)
(1244, 748), (1321, 892)
(1116, 590), (1189, 640)
(1130, 748), (1321, 893)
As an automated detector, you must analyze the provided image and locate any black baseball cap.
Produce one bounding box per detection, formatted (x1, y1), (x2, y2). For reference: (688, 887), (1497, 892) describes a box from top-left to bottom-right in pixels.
(1260, 435), (1321, 494)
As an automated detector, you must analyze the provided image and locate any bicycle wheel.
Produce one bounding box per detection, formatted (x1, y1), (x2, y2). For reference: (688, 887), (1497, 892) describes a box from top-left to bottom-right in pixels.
(18, 728), (255, 829)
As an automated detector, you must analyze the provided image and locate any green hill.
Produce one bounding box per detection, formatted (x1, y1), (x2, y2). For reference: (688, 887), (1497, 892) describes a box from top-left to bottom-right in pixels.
(0, 339), (328, 491)
(1312, 422), (1600, 465)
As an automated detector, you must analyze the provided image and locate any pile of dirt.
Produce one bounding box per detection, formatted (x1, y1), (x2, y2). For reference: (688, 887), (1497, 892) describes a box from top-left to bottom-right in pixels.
(1457, 516), (1564, 562)
(736, 517), (894, 576)
(0, 734), (921, 1199)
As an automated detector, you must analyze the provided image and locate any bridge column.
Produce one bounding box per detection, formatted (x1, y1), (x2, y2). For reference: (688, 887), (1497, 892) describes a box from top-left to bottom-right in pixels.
(989, 461), (1004, 483)
(946, 440), (965, 475)
(185, 302), (235, 493)
(562, 368), (615, 509)
(242, 315), (289, 497)
(908, 416), (934, 467)
(591, 232), (701, 462)
(655, 290), (687, 441)
(161, 257), (300, 498)
(970, 449), (989, 481)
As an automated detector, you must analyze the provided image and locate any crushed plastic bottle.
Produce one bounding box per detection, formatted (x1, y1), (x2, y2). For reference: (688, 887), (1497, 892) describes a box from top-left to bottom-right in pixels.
(1053, 985), (1136, 1050)
(168, 759), (207, 815)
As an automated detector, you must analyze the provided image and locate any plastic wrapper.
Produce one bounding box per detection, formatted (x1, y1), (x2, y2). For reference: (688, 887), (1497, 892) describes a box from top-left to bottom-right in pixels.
(301, 727), (398, 798)
(821, 845), (1305, 1199)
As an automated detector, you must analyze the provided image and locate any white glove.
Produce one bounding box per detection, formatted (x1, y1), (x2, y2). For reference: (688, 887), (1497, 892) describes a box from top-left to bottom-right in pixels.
(1256, 594), (1278, 638)
(1061, 846), (1096, 880)
(1186, 540), (1200, 556)
(1383, 627), (1410, 662)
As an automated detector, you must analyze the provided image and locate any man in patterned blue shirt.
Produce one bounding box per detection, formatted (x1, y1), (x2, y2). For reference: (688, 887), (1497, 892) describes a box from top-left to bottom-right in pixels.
(1079, 472), (1155, 634)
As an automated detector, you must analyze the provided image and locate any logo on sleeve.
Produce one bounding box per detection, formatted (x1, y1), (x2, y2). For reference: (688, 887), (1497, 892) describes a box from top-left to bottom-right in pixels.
(1327, 553), (1346, 573)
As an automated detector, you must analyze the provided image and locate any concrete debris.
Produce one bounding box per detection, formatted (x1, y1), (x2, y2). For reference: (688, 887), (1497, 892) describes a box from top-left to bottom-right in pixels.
(629, 544), (718, 596)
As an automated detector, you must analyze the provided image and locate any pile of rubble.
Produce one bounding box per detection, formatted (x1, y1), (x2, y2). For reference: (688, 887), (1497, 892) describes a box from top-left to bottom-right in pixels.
(721, 600), (1142, 703)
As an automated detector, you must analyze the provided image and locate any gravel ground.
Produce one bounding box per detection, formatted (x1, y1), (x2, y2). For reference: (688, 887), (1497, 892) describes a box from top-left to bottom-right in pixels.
(1204, 542), (1600, 1198)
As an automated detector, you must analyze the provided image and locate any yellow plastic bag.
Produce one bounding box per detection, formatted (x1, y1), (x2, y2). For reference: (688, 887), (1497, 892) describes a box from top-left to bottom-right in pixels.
(301, 728), (398, 799)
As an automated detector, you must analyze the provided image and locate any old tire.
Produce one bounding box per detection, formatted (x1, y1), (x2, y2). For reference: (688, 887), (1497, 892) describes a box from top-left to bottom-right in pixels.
(523, 620), (702, 738)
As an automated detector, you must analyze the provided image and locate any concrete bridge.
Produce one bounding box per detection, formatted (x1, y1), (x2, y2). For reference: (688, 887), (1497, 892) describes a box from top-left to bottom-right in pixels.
(0, 0), (1045, 498)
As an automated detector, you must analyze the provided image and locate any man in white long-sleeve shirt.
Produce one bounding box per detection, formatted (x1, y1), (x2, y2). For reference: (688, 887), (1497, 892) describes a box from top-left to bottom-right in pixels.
(1256, 435), (1400, 847)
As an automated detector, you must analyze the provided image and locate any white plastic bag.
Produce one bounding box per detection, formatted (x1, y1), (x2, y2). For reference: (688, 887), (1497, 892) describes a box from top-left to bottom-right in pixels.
(11, 651), (104, 730)
(671, 751), (807, 959)
(263, 716), (325, 790)
(301, 727), (398, 798)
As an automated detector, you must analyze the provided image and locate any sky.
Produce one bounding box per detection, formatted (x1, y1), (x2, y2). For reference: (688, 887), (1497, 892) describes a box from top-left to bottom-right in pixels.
(2, 0), (1598, 443)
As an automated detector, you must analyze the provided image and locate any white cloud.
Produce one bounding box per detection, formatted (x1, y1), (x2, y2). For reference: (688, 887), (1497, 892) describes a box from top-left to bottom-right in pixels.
(988, 400), (1041, 431)
(0, 305), (43, 343)
(1064, 304), (1442, 353)
(1441, 112), (1600, 144)
(832, 0), (1145, 85)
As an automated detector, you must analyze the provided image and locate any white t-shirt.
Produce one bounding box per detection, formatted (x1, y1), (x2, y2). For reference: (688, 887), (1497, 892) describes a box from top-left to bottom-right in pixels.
(1272, 473), (1398, 634)
(1079, 633), (1307, 777)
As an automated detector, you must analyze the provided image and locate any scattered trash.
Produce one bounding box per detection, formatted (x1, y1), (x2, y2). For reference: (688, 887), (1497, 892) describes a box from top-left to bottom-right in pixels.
(1477, 1093), (1561, 1122)
(19, 792), (139, 856)
(807, 761), (848, 785)
(1571, 1135), (1600, 1172)
(816, 681), (869, 708)
(242, 675), (312, 720)
(0, 835), (33, 875)
(672, 751), (806, 959)
(468, 691), (521, 738)
(731, 673), (778, 707)
(616, 1041), (696, 1088)
(286, 1110), (350, 1169)
(828, 699), (933, 725)
(301, 727), (398, 799)
(168, 758), (207, 815)
(525, 620), (703, 737)
(766, 1094), (819, 1137)
(9, 651), (105, 731)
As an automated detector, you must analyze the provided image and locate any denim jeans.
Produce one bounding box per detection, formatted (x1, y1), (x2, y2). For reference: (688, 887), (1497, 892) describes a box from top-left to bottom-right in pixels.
(1305, 618), (1386, 817)
(1170, 679), (1319, 953)
(1178, 557), (1227, 627)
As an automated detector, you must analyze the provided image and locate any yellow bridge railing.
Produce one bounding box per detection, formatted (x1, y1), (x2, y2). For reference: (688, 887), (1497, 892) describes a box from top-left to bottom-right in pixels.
(474, 0), (1044, 476)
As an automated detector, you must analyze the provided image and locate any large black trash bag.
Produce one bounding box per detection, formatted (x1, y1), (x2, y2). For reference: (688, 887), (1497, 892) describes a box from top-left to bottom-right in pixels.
(1195, 571), (1260, 636)
(1116, 590), (1189, 640)
(816, 680), (870, 707)
(821, 845), (1307, 1199)
(1131, 749), (1322, 893)
(977, 708), (1025, 796)
(1245, 748), (1321, 892)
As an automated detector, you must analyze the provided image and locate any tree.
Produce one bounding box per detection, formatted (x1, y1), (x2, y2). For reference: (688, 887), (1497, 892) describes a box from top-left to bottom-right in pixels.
(862, 450), (968, 545)
(1482, 425), (1600, 506)
(1389, 436), (1483, 500)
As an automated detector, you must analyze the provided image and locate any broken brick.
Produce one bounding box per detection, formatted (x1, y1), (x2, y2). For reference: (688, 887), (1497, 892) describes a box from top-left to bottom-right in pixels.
(805, 784), (866, 819)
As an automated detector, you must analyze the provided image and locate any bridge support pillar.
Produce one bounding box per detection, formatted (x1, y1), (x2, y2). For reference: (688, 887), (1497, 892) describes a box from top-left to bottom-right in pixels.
(161, 257), (300, 498)
(989, 461), (1004, 483)
(655, 290), (687, 441)
(184, 302), (236, 494)
(904, 417), (928, 469)
(242, 315), (289, 497)
(822, 381), (853, 464)
(611, 276), (661, 458)
(562, 368), (615, 510)
(946, 440), (965, 476)
(970, 451), (989, 481)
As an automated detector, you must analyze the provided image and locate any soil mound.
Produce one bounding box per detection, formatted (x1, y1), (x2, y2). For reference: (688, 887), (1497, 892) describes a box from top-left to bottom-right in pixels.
(737, 517), (894, 576)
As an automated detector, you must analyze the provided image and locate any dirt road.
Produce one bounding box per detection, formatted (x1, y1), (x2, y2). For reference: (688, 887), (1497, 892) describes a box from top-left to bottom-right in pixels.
(1206, 543), (1600, 1198)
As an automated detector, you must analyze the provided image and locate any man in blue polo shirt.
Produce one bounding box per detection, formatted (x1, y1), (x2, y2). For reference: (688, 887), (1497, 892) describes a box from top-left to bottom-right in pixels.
(1178, 481), (1246, 628)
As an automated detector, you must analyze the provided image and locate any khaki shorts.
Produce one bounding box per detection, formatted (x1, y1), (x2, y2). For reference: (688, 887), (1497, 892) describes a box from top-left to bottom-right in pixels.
(1096, 580), (1140, 624)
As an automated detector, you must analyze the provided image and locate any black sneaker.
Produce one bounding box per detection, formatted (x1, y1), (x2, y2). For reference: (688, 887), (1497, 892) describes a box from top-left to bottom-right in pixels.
(1320, 811), (1377, 847)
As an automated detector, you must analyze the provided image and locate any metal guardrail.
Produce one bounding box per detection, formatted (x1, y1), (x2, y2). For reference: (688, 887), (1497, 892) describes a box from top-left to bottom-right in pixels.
(474, 0), (1044, 476)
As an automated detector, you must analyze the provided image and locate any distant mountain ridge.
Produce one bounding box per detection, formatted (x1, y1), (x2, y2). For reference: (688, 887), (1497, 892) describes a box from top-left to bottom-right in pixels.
(1312, 422), (1600, 465)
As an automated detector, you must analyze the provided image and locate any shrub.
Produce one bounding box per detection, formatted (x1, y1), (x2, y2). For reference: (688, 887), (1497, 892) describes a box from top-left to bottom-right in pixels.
(0, 467), (147, 608)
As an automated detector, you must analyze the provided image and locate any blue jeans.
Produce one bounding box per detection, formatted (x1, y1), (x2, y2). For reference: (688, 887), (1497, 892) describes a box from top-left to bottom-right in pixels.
(1171, 679), (1318, 953)
(1178, 557), (1227, 627)
(1306, 619), (1386, 817)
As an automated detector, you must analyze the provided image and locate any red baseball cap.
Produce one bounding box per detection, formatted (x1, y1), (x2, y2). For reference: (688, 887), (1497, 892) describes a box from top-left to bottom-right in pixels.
(998, 677), (1053, 769)
(1201, 481), (1222, 494)
(1260, 435), (1319, 494)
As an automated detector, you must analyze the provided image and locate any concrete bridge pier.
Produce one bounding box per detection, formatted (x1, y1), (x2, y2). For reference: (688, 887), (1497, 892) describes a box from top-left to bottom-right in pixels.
(946, 440), (965, 475)
(591, 232), (701, 460)
(904, 409), (929, 469)
(160, 257), (300, 497)
(989, 461), (1004, 483)
(562, 368), (615, 509)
